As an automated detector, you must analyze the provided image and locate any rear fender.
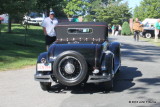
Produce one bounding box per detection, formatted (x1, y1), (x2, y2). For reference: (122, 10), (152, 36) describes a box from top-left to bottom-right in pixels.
(101, 51), (114, 74)
(109, 42), (121, 72)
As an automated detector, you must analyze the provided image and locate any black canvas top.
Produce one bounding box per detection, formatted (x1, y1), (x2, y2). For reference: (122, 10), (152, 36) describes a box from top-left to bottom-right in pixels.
(56, 22), (107, 26)
(55, 22), (108, 43)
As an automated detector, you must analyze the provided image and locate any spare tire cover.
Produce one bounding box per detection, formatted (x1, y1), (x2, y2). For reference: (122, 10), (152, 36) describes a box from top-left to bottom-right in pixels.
(53, 51), (88, 86)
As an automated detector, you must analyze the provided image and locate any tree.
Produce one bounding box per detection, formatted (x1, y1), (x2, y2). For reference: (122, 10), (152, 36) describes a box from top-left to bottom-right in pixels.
(0, 0), (67, 32)
(88, 0), (118, 15)
(35, 0), (66, 17)
(0, 0), (36, 32)
(133, 0), (160, 21)
(121, 21), (131, 35)
(84, 0), (122, 22)
(95, 2), (131, 25)
(63, 0), (90, 17)
(83, 15), (95, 22)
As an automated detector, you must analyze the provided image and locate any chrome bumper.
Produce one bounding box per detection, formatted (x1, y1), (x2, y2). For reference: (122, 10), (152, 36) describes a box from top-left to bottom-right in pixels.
(34, 74), (112, 83)
(34, 74), (53, 82)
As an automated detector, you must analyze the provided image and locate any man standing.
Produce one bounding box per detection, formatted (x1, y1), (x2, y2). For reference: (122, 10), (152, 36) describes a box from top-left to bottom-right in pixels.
(154, 19), (160, 42)
(41, 11), (58, 50)
(133, 18), (143, 41)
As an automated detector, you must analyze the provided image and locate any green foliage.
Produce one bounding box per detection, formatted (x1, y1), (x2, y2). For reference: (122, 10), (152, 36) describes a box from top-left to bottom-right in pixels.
(35, 0), (66, 17)
(0, 0), (67, 32)
(63, 0), (90, 17)
(0, 0), (67, 20)
(0, 0), (36, 16)
(0, 0), (37, 32)
(121, 21), (131, 35)
(95, 2), (131, 25)
(133, 0), (160, 21)
(83, 15), (95, 22)
(89, 0), (118, 11)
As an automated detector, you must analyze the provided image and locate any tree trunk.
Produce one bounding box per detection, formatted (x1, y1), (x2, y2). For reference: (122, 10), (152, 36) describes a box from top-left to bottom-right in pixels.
(47, 8), (50, 16)
(8, 14), (12, 33)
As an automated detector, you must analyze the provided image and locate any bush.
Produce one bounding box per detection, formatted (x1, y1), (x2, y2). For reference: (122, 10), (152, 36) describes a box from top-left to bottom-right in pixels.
(83, 15), (94, 22)
(121, 21), (131, 35)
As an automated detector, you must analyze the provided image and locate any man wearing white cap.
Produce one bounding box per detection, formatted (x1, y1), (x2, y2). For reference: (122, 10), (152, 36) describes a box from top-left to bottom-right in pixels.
(41, 11), (58, 50)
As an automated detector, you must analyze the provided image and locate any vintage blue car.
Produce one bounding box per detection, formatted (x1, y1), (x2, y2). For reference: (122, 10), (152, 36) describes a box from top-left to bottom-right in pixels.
(35, 22), (121, 91)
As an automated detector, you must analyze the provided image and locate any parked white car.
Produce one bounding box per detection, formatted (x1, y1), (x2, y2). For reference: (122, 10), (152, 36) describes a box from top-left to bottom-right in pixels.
(141, 18), (158, 38)
(22, 12), (45, 25)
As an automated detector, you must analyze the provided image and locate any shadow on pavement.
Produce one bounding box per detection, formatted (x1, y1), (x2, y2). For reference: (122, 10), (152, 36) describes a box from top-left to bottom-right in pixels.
(109, 36), (160, 62)
(113, 66), (142, 92)
(48, 66), (142, 94)
(122, 76), (160, 95)
(137, 76), (160, 86)
(121, 43), (160, 62)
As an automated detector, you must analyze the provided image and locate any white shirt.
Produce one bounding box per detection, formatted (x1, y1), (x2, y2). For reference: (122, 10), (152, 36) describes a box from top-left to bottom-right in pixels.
(41, 17), (58, 37)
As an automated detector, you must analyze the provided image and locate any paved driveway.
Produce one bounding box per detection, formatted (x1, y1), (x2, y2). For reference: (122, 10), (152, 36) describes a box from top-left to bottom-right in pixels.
(0, 36), (160, 107)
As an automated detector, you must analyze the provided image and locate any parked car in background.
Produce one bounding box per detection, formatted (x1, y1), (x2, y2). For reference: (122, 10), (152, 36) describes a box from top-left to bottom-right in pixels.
(141, 18), (158, 38)
(0, 14), (8, 23)
(34, 22), (121, 92)
(22, 12), (45, 25)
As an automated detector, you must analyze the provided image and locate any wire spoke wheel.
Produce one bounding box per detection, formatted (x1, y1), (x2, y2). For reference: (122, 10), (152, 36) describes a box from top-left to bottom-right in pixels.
(58, 56), (82, 80)
(53, 51), (88, 86)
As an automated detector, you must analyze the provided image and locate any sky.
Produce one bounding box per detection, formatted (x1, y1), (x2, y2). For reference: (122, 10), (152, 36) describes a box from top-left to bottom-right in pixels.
(123, 0), (143, 10)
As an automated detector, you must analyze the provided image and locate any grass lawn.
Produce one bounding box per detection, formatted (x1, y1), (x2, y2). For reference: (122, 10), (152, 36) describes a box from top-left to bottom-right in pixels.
(0, 24), (46, 71)
(140, 37), (160, 46)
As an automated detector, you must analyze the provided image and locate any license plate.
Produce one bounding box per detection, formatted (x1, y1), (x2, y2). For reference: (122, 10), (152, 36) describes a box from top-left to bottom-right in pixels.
(37, 63), (52, 71)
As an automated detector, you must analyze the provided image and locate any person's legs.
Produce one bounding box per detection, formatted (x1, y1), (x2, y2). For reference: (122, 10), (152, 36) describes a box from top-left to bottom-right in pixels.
(45, 36), (50, 51)
(119, 30), (121, 36)
(115, 31), (118, 36)
(45, 36), (56, 51)
(46, 45), (49, 51)
(112, 30), (114, 36)
(137, 31), (139, 41)
(134, 31), (139, 41)
(134, 31), (137, 41)
(155, 29), (159, 42)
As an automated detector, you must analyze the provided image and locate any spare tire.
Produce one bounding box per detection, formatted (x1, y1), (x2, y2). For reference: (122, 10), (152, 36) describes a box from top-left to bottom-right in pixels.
(53, 51), (88, 86)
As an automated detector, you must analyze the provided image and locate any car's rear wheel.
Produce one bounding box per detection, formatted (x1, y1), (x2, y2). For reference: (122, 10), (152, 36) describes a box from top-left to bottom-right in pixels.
(53, 51), (88, 86)
(40, 82), (51, 91)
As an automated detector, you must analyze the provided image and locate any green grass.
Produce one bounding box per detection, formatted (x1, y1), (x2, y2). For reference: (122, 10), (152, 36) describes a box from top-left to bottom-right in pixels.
(140, 37), (160, 46)
(0, 24), (46, 71)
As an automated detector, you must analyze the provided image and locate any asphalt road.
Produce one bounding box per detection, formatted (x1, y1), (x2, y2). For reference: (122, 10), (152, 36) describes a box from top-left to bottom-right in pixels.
(0, 36), (160, 107)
